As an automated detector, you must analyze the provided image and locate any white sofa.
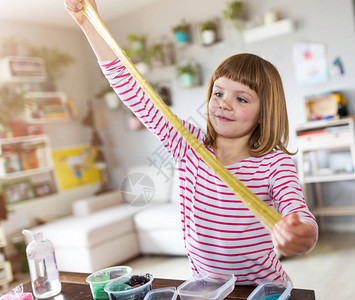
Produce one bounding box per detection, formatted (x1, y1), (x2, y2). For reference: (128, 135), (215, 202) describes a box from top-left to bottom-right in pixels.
(29, 165), (186, 273)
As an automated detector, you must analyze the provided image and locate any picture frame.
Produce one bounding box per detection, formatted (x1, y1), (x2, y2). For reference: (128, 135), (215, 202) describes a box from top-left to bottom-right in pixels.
(33, 181), (53, 197)
(2, 179), (35, 204)
(0, 56), (47, 83)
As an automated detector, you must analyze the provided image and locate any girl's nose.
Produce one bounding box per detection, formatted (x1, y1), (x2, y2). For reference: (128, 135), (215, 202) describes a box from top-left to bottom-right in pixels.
(219, 98), (232, 110)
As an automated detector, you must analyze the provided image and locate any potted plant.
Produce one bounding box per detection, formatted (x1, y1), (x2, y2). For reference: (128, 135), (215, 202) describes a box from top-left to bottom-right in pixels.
(222, 1), (247, 30)
(172, 19), (191, 44)
(0, 86), (25, 136)
(125, 35), (151, 75)
(200, 20), (218, 46)
(177, 63), (200, 88)
(127, 33), (146, 52)
(148, 43), (165, 67)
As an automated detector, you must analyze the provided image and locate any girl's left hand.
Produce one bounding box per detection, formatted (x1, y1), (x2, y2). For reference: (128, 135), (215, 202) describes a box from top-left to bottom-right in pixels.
(271, 213), (317, 257)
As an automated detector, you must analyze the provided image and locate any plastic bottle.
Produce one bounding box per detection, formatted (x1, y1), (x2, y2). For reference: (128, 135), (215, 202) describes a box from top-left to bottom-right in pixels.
(22, 229), (61, 298)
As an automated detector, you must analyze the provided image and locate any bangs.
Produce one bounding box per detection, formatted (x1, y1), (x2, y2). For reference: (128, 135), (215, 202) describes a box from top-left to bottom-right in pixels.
(212, 54), (267, 95)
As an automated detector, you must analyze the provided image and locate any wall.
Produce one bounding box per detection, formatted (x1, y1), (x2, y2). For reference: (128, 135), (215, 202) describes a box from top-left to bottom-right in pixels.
(0, 19), (100, 237)
(89, 0), (355, 231)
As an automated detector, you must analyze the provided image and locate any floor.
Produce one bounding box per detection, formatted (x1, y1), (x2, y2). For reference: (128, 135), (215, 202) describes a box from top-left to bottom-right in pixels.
(2, 231), (355, 299)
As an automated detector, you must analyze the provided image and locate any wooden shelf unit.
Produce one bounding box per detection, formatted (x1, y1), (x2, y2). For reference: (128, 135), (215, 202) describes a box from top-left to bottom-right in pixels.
(296, 116), (355, 228)
(0, 134), (60, 203)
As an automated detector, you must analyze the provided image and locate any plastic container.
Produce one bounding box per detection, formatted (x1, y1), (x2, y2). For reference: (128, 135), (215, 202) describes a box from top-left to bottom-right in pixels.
(104, 273), (153, 300)
(143, 287), (177, 300)
(22, 230), (61, 299)
(177, 274), (236, 300)
(86, 266), (132, 300)
(246, 281), (292, 300)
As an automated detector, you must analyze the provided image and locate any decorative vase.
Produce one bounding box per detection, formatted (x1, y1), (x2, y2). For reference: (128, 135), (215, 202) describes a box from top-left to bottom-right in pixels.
(201, 30), (216, 46)
(135, 62), (150, 75)
(131, 41), (143, 52)
(175, 31), (189, 44)
(180, 73), (195, 87)
(104, 92), (120, 109)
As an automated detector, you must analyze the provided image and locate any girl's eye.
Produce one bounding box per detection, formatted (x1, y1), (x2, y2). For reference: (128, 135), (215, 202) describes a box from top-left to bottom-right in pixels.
(214, 92), (223, 97)
(236, 97), (247, 103)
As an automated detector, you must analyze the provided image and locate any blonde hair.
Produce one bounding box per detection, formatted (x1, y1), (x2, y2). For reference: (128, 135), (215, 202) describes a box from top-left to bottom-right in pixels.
(205, 53), (294, 156)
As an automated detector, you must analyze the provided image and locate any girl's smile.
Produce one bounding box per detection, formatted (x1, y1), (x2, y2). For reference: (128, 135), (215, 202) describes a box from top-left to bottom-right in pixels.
(215, 114), (234, 122)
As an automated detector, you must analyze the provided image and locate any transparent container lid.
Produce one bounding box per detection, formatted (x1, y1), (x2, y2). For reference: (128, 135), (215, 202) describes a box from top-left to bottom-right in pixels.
(247, 280), (292, 300)
(143, 287), (177, 300)
(177, 274), (236, 300)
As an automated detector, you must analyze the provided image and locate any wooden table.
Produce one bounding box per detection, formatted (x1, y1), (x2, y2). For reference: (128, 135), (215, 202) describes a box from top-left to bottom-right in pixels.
(20, 272), (315, 299)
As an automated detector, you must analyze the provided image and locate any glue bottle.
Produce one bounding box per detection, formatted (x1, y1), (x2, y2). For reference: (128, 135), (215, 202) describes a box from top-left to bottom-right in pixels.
(22, 229), (61, 298)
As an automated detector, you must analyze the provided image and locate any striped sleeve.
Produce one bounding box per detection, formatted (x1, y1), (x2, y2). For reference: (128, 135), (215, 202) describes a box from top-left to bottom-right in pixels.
(269, 152), (318, 234)
(99, 59), (204, 162)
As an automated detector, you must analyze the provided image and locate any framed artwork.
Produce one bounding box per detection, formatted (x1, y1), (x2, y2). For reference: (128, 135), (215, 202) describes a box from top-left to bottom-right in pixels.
(2, 179), (35, 204)
(0, 56), (46, 83)
(33, 181), (53, 197)
(52, 145), (101, 191)
(292, 42), (329, 85)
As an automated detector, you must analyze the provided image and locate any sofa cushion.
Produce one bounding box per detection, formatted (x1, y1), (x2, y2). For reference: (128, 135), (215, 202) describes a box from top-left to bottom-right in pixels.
(134, 203), (186, 255)
(122, 165), (174, 205)
(32, 204), (144, 249)
(72, 190), (124, 216)
(134, 203), (181, 231)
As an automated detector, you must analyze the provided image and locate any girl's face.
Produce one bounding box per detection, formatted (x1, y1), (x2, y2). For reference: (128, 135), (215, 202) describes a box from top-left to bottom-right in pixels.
(208, 76), (261, 142)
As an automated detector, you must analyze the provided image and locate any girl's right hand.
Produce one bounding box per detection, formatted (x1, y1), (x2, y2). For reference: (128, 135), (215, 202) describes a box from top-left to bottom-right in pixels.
(64, 0), (98, 27)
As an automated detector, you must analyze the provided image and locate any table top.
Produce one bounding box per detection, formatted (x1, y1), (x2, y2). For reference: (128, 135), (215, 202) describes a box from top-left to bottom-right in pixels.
(20, 272), (315, 300)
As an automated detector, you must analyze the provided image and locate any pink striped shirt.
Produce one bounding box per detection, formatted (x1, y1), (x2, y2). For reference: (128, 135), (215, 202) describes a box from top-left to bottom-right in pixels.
(100, 58), (318, 285)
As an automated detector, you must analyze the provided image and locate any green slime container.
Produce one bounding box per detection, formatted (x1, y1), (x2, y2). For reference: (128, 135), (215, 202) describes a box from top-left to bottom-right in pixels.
(86, 266), (132, 300)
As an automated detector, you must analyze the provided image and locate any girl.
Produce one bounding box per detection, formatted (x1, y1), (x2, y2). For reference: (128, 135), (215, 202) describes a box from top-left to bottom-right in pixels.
(64, 0), (318, 285)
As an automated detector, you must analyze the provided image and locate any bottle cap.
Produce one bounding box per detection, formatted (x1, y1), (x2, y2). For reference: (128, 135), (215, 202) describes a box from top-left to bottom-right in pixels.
(22, 229), (43, 241)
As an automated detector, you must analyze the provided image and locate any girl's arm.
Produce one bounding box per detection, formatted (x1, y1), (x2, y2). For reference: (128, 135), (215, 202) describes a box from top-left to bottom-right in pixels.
(64, 0), (116, 61)
(271, 213), (318, 257)
(269, 153), (318, 256)
(64, 0), (202, 162)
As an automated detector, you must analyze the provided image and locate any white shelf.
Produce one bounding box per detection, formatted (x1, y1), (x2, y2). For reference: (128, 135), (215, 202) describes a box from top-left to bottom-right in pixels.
(0, 133), (60, 200)
(298, 137), (352, 151)
(243, 19), (294, 44)
(0, 134), (49, 145)
(304, 173), (355, 183)
(296, 117), (354, 131)
(0, 166), (54, 180)
(312, 205), (355, 216)
(296, 116), (355, 227)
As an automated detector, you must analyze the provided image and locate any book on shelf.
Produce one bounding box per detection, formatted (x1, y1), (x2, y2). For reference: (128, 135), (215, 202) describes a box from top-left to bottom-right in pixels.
(1, 141), (47, 175)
